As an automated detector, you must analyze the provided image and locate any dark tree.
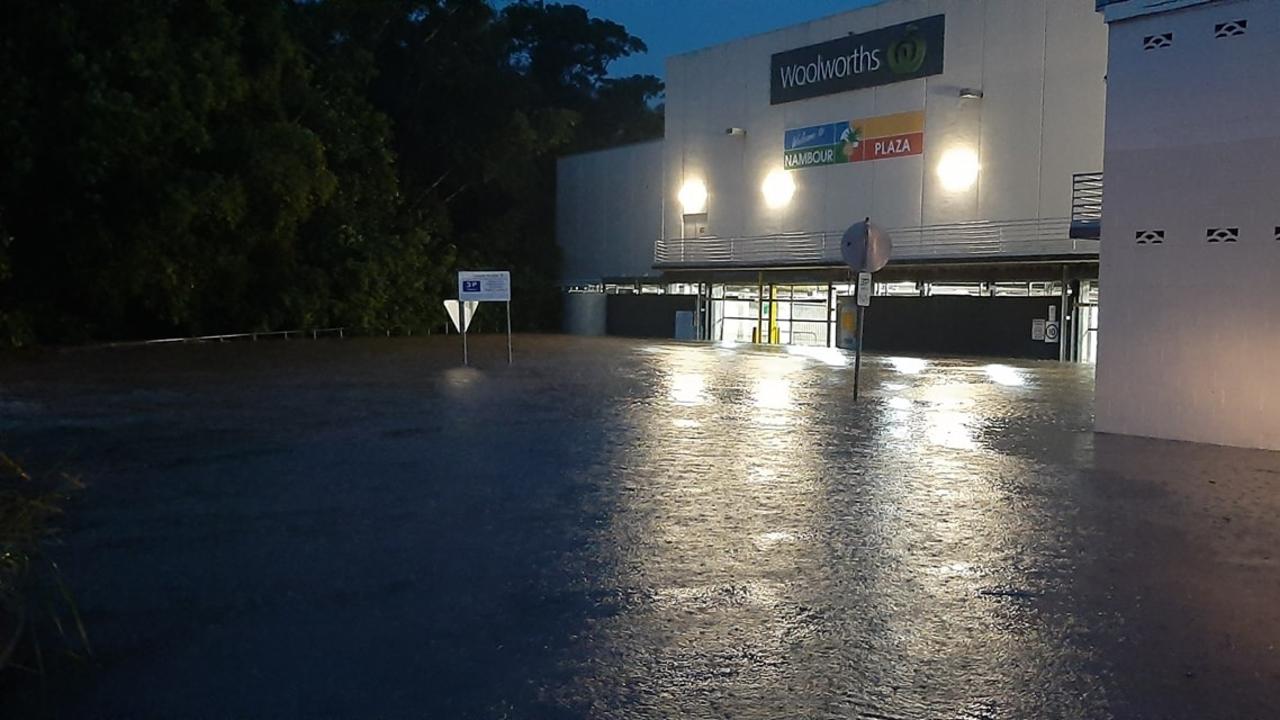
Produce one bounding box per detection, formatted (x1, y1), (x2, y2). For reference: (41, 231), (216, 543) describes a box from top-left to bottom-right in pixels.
(0, 0), (661, 344)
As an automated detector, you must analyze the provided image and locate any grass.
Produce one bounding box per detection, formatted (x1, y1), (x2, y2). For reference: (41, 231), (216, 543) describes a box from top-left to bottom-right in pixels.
(0, 454), (89, 672)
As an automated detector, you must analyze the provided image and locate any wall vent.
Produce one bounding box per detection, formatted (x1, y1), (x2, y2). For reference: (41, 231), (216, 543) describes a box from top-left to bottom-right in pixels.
(1136, 230), (1165, 244)
(1206, 227), (1239, 243)
(1143, 33), (1174, 50)
(1215, 20), (1247, 38)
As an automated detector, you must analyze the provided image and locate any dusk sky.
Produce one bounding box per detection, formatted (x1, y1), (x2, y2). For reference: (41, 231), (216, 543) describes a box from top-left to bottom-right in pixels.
(566, 0), (881, 79)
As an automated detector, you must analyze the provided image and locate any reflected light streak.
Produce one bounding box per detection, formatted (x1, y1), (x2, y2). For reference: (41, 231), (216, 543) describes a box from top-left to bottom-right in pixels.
(887, 397), (913, 410)
(926, 410), (976, 450)
(984, 364), (1026, 387)
(757, 530), (798, 549)
(669, 373), (706, 405)
(784, 345), (849, 367)
(753, 377), (793, 411)
(889, 356), (929, 375)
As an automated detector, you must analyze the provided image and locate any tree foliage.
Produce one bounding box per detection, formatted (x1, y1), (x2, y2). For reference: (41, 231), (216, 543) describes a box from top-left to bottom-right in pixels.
(0, 0), (661, 344)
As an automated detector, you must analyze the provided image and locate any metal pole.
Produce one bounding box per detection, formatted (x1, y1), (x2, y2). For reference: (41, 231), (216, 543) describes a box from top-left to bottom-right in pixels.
(506, 301), (512, 364)
(756, 273), (764, 344)
(696, 282), (703, 340)
(826, 282), (834, 348)
(462, 306), (469, 366)
(1059, 265), (1069, 362)
(854, 305), (866, 401)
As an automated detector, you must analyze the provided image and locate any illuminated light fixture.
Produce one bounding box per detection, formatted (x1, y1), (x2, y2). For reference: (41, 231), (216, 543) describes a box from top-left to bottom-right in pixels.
(760, 168), (796, 209)
(958, 88), (983, 99)
(677, 179), (708, 214)
(936, 148), (981, 192)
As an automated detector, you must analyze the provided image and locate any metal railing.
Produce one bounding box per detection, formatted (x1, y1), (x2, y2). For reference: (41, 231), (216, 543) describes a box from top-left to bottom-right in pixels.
(100, 327), (347, 348)
(1070, 172), (1103, 239)
(654, 216), (1099, 268)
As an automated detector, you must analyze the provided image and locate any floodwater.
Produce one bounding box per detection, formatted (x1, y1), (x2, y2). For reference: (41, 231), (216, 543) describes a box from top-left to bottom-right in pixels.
(0, 335), (1277, 719)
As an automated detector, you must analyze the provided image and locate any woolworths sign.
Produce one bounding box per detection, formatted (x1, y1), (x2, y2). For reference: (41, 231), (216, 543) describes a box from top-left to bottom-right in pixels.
(770, 15), (945, 105)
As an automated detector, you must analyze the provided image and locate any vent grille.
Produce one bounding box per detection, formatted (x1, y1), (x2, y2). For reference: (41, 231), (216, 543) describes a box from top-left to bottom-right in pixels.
(1206, 227), (1239, 243)
(1215, 20), (1247, 38)
(1143, 33), (1174, 50)
(1136, 230), (1165, 245)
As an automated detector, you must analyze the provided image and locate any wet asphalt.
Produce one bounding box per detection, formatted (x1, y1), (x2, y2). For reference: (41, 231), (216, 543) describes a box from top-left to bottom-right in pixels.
(0, 335), (1277, 719)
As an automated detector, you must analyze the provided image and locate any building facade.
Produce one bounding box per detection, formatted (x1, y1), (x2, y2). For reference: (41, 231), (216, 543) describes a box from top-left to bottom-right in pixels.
(1094, 0), (1280, 450)
(558, 0), (1108, 358)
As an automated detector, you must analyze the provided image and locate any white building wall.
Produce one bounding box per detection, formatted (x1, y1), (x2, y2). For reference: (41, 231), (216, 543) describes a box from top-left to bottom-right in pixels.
(556, 140), (664, 285)
(661, 0), (1108, 239)
(1095, 0), (1280, 450)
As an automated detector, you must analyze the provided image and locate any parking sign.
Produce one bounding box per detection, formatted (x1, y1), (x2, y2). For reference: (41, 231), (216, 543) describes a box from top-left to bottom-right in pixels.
(458, 271), (511, 302)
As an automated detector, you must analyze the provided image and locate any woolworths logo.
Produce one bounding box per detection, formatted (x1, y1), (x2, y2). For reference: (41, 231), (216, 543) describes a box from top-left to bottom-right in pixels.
(887, 25), (928, 75)
(770, 14), (945, 105)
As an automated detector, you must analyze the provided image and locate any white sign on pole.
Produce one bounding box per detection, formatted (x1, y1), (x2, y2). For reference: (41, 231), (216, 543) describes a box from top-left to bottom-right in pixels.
(1031, 319), (1046, 341)
(443, 300), (477, 332)
(459, 271), (511, 302)
(455, 270), (514, 366)
(1044, 321), (1060, 343)
(856, 272), (873, 307)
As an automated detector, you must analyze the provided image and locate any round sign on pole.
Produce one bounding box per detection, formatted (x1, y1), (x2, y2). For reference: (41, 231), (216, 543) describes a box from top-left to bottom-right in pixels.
(840, 219), (892, 273)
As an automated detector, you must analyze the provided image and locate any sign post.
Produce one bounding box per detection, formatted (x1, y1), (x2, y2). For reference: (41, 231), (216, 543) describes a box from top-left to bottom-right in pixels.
(854, 271), (872, 400)
(840, 219), (893, 401)
(443, 299), (477, 364)
(457, 270), (513, 366)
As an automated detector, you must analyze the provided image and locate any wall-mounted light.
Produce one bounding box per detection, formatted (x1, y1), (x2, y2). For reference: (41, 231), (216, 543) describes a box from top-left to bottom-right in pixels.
(936, 148), (980, 192)
(760, 168), (796, 209)
(677, 178), (708, 214)
(958, 88), (984, 99)
(725, 127), (747, 136)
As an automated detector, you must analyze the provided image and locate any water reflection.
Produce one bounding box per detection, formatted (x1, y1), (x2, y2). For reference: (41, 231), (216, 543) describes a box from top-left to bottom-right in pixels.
(668, 372), (706, 406)
(583, 344), (827, 715)
(888, 356), (928, 374)
(569, 342), (1114, 718)
(985, 363), (1027, 387)
(784, 345), (849, 367)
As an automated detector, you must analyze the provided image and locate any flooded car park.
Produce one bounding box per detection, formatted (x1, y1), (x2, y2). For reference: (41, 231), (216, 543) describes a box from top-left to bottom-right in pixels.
(0, 335), (1276, 719)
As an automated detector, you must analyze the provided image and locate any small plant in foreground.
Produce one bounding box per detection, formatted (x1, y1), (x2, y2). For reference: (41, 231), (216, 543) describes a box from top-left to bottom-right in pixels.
(0, 454), (89, 672)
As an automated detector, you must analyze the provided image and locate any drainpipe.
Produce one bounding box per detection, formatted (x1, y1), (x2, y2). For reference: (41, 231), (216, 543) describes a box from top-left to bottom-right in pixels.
(1059, 265), (1069, 362)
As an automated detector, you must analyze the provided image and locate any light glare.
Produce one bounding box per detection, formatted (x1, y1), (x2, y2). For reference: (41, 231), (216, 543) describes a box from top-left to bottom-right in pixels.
(889, 356), (929, 375)
(984, 364), (1026, 387)
(936, 148), (980, 191)
(760, 168), (796, 209)
(677, 178), (708, 214)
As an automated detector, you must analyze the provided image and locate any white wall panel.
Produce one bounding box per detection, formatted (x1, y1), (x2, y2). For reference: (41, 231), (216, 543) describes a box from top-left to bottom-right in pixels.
(556, 140), (663, 283)
(1096, 0), (1280, 449)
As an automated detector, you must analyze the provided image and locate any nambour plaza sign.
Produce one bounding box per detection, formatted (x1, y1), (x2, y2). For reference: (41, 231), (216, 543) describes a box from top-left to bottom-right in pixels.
(784, 110), (925, 170)
(770, 15), (945, 105)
